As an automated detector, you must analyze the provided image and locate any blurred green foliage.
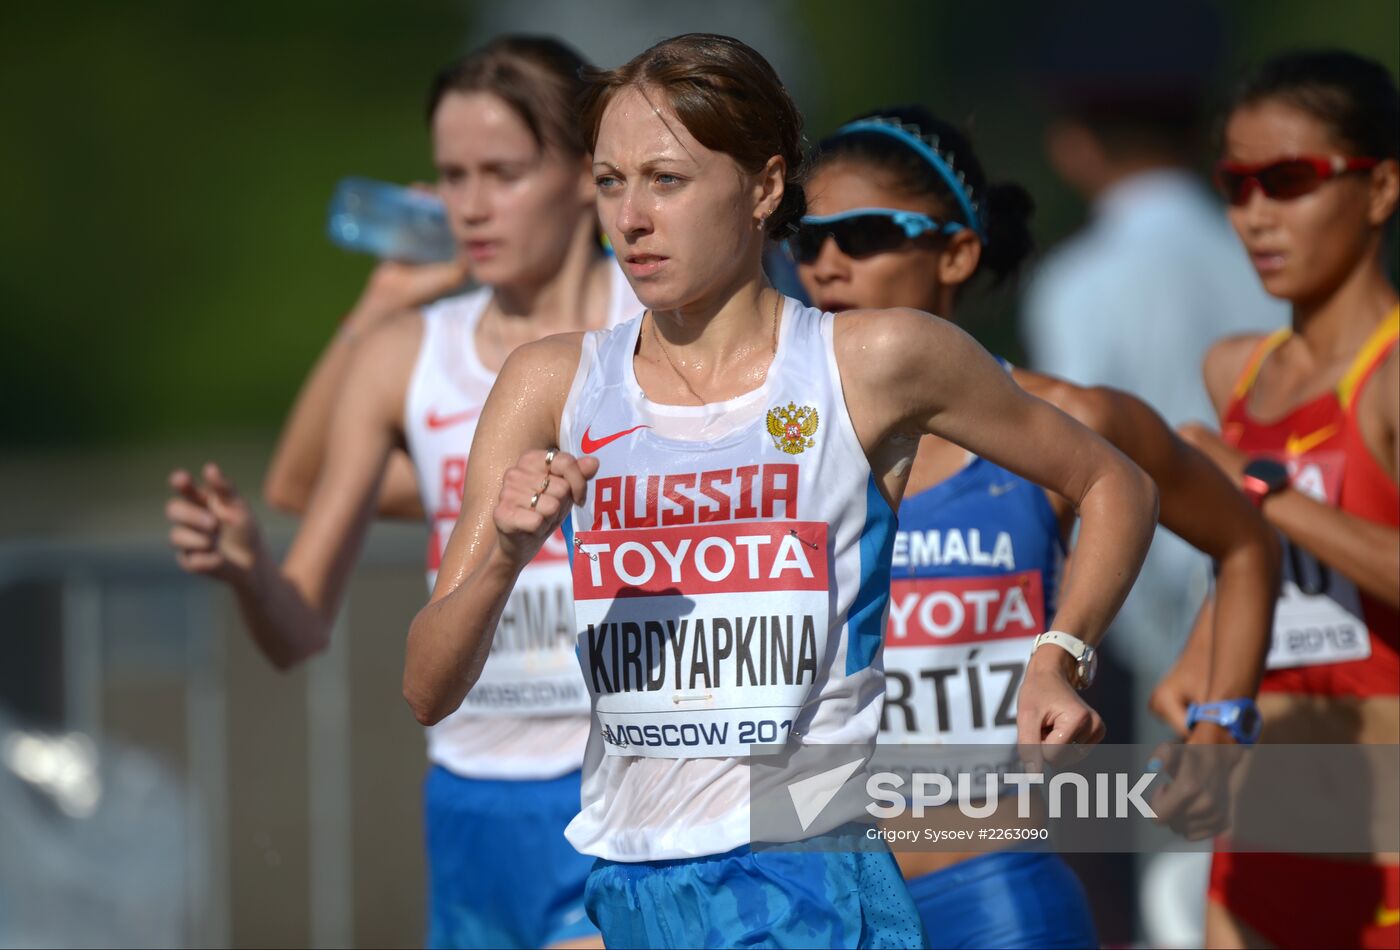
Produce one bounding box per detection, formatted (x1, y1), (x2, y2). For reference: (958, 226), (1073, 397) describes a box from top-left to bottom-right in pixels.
(1, 0), (1395, 447)
(0, 0), (471, 446)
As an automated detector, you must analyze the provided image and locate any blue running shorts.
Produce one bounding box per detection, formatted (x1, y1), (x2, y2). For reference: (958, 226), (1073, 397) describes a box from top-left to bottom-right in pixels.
(906, 850), (1098, 949)
(424, 766), (596, 949)
(584, 826), (926, 948)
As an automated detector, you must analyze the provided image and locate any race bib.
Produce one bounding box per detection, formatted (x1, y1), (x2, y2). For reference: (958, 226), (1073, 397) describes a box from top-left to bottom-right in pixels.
(881, 571), (1044, 746)
(455, 534), (592, 717)
(1265, 543), (1371, 670)
(573, 521), (830, 758)
(1262, 450), (1372, 670)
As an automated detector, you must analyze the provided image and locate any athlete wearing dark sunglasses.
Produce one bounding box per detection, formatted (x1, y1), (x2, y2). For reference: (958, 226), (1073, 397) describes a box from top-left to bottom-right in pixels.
(787, 206), (964, 263)
(795, 104), (1280, 950)
(1214, 154), (1380, 205)
(789, 118), (986, 267)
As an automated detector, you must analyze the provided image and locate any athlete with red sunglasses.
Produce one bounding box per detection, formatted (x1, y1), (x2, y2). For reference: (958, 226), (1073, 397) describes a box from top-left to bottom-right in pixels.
(1215, 154), (1381, 208)
(1173, 49), (1400, 950)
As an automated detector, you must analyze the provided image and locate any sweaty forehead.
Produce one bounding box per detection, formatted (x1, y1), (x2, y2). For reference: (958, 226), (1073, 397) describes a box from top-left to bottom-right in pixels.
(594, 86), (706, 169)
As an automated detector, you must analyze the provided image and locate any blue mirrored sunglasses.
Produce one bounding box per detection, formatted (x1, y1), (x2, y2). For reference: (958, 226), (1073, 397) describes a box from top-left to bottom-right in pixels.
(786, 208), (964, 264)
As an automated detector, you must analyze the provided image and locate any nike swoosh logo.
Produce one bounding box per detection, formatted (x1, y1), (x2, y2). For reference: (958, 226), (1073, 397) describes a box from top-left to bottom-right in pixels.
(580, 424), (650, 454)
(988, 482), (1016, 497)
(425, 407), (482, 430)
(1284, 423), (1339, 456)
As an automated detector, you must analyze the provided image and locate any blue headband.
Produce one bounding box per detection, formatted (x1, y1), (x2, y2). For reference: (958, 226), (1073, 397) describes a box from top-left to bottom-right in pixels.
(831, 119), (986, 241)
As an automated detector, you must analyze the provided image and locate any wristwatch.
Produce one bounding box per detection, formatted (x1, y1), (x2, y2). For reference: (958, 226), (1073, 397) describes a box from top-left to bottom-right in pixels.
(1187, 699), (1262, 745)
(1031, 630), (1098, 690)
(1241, 457), (1290, 508)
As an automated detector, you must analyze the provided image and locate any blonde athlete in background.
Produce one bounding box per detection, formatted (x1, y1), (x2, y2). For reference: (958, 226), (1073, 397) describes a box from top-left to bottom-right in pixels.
(165, 36), (639, 949)
(404, 34), (1158, 949)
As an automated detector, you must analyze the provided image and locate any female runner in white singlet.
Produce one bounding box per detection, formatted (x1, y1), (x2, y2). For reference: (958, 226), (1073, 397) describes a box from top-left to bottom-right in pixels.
(404, 33), (1159, 949)
(165, 36), (638, 950)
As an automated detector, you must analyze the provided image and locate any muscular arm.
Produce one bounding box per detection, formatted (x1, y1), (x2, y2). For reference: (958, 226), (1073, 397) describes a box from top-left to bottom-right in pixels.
(1150, 600), (1217, 735)
(1022, 374), (1279, 705)
(844, 310), (1159, 646)
(1192, 340), (1400, 609)
(839, 309), (1158, 741)
(263, 323), (424, 519)
(1238, 473), (1400, 607)
(195, 318), (420, 668)
(403, 336), (588, 726)
(263, 261), (470, 520)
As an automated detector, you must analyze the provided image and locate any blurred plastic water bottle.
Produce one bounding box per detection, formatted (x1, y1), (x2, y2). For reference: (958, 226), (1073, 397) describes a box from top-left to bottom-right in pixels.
(327, 177), (457, 263)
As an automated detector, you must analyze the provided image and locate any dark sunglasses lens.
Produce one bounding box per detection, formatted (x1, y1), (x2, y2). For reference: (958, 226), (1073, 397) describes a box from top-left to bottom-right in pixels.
(1217, 160), (1327, 205)
(830, 216), (909, 258)
(1216, 169), (1252, 205)
(1259, 160), (1324, 199)
(791, 227), (827, 263)
(793, 215), (919, 262)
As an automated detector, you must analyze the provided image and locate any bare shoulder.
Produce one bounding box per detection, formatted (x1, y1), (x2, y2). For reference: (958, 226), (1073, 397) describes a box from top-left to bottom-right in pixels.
(349, 308), (426, 377)
(833, 307), (970, 383)
(833, 307), (1007, 444)
(499, 331), (586, 380)
(1203, 333), (1270, 412)
(488, 331), (587, 422)
(1371, 344), (1399, 426)
(336, 310), (427, 423)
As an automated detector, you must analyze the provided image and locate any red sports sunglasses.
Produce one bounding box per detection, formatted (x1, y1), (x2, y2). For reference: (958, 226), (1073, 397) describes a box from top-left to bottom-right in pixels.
(1214, 155), (1380, 206)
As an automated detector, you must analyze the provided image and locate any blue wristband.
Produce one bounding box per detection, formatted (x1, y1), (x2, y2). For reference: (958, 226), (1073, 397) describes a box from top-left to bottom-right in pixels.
(1186, 699), (1262, 745)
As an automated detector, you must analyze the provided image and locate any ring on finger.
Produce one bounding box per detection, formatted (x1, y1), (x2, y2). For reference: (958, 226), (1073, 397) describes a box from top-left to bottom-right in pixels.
(529, 492), (541, 510)
(544, 448), (557, 467)
(538, 475), (551, 494)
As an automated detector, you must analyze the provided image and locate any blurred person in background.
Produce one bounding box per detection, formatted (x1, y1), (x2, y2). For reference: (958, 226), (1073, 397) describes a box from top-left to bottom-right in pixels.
(1023, 0), (1288, 684)
(1021, 10), (1290, 942)
(1174, 49), (1399, 950)
(795, 104), (1279, 948)
(1025, 0), (1287, 429)
(164, 35), (640, 949)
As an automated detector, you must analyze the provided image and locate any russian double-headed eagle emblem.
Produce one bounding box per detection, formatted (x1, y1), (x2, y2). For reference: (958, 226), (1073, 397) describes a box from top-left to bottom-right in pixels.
(767, 402), (819, 455)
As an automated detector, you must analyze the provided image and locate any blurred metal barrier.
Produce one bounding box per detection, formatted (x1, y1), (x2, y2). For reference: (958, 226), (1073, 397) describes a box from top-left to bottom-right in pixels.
(0, 527), (431, 949)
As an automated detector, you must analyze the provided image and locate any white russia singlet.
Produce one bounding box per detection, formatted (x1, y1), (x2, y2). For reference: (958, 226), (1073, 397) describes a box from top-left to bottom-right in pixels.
(404, 259), (639, 780)
(558, 300), (903, 861)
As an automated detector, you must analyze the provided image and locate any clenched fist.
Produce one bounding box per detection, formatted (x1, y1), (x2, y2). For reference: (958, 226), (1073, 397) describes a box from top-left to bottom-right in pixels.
(494, 449), (598, 566)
